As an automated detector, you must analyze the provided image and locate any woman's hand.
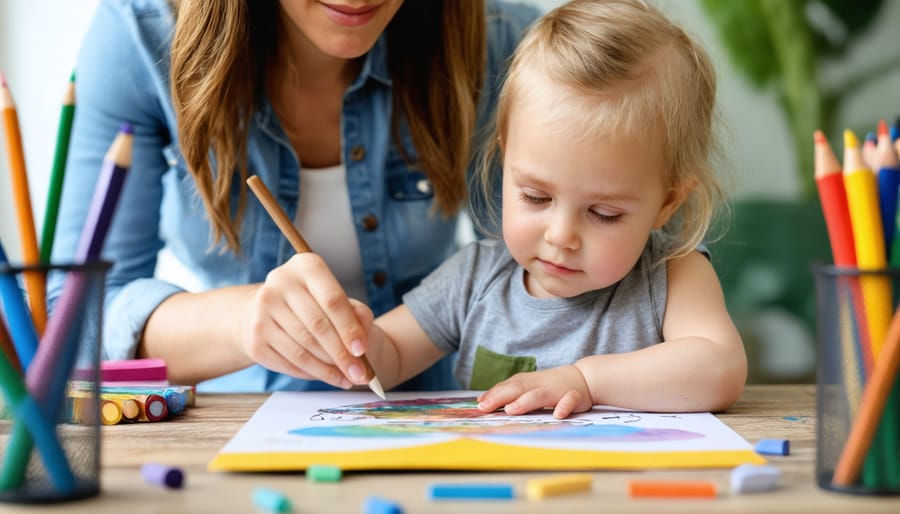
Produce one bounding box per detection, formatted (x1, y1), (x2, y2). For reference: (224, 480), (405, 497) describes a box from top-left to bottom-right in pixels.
(476, 365), (595, 419)
(239, 252), (377, 388)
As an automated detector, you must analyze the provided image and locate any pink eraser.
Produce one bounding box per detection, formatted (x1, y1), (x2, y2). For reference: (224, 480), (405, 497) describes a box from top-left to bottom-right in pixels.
(100, 358), (167, 382)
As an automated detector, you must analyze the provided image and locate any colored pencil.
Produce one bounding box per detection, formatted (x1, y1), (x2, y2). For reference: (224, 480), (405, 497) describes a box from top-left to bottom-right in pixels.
(246, 175), (386, 400)
(843, 129), (892, 358)
(863, 131), (878, 171)
(814, 130), (871, 385)
(1, 72), (45, 335)
(0, 310), (22, 374)
(39, 71), (76, 264)
(876, 120), (900, 262)
(0, 239), (39, 370)
(1, 125), (133, 490)
(832, 302), (900, 486)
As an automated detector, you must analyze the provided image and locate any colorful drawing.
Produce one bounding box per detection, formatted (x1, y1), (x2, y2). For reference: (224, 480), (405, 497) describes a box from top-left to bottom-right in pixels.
(293, 396), (704, 442)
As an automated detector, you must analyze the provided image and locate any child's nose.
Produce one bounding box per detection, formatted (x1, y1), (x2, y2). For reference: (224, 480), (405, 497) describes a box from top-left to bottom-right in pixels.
(544, 214), (579, 249)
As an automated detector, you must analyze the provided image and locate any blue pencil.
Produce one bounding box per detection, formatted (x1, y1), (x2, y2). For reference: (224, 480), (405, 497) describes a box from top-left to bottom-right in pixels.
(877, 120), (900, 261)
(0, 239), (39, 369)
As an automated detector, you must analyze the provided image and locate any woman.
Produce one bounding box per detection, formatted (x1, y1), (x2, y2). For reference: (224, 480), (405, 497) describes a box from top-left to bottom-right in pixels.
(49, 0), (539, 392)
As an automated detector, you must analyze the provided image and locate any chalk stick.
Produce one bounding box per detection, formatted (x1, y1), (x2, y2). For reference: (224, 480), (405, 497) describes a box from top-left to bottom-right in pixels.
(307, 464), (342, 482)
(252, 487), (292, 513)
(364, 495), (403, 514)
(141, 462), (184, 489)
(526, 473), (593, 499)
(427, 483), (514, 500)
(755, 438), (790, 456)
(628, 480), (717, 498)
(730, 464), (781, 494)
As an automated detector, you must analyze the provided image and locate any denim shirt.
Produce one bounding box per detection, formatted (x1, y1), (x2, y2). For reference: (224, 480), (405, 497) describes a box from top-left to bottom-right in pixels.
(48, 0), (539, 392)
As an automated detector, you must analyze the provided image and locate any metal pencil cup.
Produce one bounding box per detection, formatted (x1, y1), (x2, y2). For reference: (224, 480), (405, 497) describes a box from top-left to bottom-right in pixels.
(813, 264), (900, 495)
(0, 261), (109, 503)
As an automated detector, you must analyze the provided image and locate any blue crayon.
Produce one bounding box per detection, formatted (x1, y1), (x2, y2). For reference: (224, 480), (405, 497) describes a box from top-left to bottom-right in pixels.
(427, 483), (515, 500)
(755, 438), (789, 456)
(364, 495), (403, 514)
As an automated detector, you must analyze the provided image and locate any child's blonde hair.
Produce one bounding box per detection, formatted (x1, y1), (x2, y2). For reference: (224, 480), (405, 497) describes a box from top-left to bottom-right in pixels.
(477, 0), (728, 260)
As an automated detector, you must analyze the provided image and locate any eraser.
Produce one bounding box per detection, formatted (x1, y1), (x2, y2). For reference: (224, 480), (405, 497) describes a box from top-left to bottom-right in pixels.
(307, 464), (342, 482)
(427, 483), (515, 500)
(252, 487), (292, 513)
(730, 464), (781, 494)
(755, 438), (790, 456)
(526, 473), (593, 500)
(364, 495), (403, 514)
(140, 462), (184, 489)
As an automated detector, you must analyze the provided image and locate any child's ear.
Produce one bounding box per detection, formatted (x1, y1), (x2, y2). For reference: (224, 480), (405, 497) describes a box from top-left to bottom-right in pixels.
(653, 177), (696, 229)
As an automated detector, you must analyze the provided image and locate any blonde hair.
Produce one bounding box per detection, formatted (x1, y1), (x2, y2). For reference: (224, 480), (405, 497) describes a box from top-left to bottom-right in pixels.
(478, 0), (728, 260)
(170, 0), (485, 253)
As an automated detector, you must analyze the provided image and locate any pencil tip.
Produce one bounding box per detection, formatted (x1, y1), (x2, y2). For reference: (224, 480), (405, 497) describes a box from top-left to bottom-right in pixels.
(369, 377), (387, 401)
(844, 129), (859, 149)
(814, 130), (826, 144)
(0, 72), (7, 87)
(878, 119), (889, 137)
(119, 122), (133, 135)
(69, 70), (76, 82)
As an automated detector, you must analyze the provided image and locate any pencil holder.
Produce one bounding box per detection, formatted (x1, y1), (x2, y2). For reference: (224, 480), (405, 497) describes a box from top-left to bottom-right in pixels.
(0, 261), (109, 503)
(813, 264), (900, 495)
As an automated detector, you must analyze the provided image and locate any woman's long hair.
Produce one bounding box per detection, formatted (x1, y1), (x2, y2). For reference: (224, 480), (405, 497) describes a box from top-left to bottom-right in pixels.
(170, 0), (485, 253)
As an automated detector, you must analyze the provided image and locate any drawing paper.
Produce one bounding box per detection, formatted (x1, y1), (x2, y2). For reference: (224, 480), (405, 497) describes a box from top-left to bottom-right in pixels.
(208, 391), (765, 471)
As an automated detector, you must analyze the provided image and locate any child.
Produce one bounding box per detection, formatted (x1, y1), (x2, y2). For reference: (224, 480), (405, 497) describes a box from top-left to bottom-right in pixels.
(304, 0), (747, 418)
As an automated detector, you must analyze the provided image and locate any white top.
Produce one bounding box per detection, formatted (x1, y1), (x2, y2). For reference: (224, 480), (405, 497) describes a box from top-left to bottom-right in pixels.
(295, 164), (368, 303)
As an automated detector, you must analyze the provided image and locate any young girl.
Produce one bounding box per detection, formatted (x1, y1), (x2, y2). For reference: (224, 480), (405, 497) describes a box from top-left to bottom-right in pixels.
(299, 0), (747, 417)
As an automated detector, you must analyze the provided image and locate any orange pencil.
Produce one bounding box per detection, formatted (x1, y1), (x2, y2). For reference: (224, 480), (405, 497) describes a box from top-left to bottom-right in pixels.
(628, 480), (716, 498)
(832, 303), (900, 486)
(1, 72), (46, 335)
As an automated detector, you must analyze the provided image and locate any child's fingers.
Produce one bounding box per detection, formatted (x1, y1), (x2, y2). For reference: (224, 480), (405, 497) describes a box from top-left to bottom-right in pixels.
(477, 381), (524, 412)
(502, 388), (548, 416)
(552, 390), (585, 419)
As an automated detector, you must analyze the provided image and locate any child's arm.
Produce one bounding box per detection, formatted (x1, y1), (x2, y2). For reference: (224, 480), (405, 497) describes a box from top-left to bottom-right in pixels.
(478, 250), (746, 415)
(365, 305), (448, 391)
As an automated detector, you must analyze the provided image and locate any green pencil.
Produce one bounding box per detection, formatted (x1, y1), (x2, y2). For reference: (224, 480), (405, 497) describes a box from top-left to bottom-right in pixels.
(39, 70), (75, 263)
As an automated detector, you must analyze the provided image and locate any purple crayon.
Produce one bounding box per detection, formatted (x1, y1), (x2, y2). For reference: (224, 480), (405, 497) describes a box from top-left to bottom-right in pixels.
(141, 462), (184, 489)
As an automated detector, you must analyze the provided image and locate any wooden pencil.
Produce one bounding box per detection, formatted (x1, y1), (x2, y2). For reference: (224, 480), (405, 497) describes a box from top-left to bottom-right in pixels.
(39, 70), (76, 264)
(246, 175), (386, 400)
(0, 72), (45, 335)
(832, 302), (900, 486)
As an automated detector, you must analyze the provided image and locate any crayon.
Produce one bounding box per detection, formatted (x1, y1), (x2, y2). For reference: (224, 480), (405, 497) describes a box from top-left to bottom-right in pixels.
(730, 464), (781, 494)
(363, 496), (403, 514)
(307, 464), (342, 483)
(101, 392), (168, 422)
(525, 473), (593, 500)
(1, 72), (46, 335)
(628, 480), (717, 498)
(252, 487), (292, 513)
(427, 483), (515, 500)
(754, 438), (789, 456)
(140, 462), (184, 489)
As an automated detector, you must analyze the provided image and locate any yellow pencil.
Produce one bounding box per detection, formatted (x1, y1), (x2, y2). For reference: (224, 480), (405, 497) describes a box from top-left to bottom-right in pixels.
(843, 129), (892, 359)
(1, 72), (45, 335)
(246, 175), (386, 400)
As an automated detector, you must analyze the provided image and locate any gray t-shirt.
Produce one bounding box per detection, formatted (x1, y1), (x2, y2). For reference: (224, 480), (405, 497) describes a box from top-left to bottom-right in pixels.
(403, 232), (675, 390)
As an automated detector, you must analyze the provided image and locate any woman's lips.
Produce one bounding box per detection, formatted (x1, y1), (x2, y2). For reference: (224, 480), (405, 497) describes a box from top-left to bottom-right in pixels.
(321, 3), (380, 27)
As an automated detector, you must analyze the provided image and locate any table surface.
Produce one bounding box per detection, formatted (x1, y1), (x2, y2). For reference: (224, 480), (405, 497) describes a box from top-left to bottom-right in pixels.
(1, 384), (898, 513)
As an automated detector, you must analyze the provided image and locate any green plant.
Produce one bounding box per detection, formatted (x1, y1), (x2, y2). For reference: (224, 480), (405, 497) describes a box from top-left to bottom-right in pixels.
(699, 0), (889, 199)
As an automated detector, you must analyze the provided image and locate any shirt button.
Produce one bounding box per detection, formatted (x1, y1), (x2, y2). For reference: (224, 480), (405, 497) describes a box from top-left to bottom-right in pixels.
(362, 214), (379, 232)
(373, 271), (387, 287)
(416, 179), (432, 194)
(350, 145), (366, 161)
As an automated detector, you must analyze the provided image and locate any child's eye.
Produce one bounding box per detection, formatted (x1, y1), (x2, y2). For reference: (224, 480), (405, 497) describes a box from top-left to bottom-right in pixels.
(590, 210), (622, 223)
(519, 192), (549, 205)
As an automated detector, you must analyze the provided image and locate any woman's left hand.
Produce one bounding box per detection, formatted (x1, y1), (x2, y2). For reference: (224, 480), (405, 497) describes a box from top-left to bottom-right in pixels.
(475, 365), (594, 419)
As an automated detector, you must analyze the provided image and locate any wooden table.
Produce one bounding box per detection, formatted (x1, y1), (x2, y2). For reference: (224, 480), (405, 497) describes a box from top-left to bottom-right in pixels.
(1, 384), (897, 512)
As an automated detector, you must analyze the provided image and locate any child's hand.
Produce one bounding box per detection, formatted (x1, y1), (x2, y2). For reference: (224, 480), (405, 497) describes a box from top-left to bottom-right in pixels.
(476, 365), (594, 419)
(240, 252), (377, 389)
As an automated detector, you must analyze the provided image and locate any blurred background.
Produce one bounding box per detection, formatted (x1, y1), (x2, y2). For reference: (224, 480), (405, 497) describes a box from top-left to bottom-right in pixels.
(2, 0), (900, 383)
